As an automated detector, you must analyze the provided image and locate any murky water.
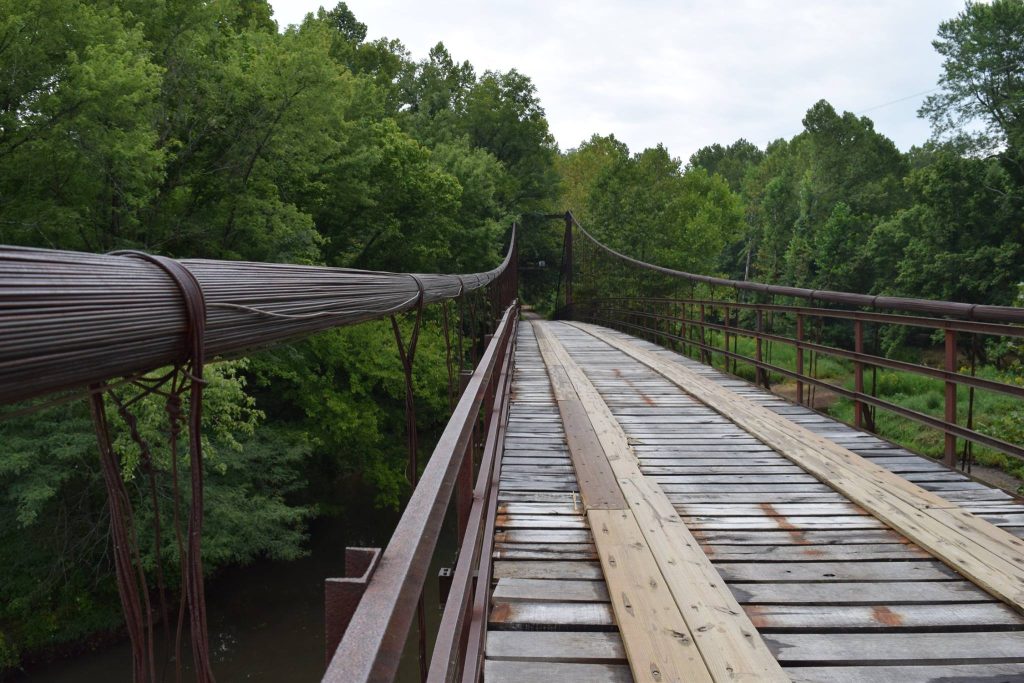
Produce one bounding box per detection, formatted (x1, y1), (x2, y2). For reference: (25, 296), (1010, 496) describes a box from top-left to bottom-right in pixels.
(16, 511), (454, 682)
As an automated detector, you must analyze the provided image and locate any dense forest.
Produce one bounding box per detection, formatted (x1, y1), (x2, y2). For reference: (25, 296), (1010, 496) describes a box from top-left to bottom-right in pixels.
(1, 0), (1022, 673)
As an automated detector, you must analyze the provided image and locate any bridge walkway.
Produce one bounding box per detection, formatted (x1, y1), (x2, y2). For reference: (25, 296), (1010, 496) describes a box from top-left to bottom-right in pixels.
(483, 320), (1024, 683)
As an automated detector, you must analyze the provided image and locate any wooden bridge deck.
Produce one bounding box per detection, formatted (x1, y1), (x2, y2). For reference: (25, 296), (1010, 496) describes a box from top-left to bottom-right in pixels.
(483, 320), (1024, 683)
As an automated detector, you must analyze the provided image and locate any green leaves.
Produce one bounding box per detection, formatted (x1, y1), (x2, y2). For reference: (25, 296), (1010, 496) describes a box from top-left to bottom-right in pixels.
(920, 0), (1024, 155)
(570, 141), (743, 276)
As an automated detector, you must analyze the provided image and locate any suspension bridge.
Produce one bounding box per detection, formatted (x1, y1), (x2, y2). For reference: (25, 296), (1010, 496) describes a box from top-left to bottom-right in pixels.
(3, 213), (1024, 682)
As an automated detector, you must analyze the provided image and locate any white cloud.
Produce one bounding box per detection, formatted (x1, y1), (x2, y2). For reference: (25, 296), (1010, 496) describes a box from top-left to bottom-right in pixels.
(270, 0), (965, 159)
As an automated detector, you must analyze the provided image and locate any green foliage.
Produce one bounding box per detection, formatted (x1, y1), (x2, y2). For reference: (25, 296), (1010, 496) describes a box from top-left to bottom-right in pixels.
(688, 138), (764, 193)
(248, 317), (453, 509)
(0, 363), (311, 666)
(871, 151), (1023, 302)
(573, 141), (744, 276)
(920, 0), (1024, 156)
(0, 0), (556, 670)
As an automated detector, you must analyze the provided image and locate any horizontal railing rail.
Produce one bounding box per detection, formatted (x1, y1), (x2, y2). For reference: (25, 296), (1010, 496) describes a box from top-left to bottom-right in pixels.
(566, 216), (1024, 324)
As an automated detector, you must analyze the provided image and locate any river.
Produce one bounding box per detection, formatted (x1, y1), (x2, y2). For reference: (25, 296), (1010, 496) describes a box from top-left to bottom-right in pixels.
(16, 511), (453, 682)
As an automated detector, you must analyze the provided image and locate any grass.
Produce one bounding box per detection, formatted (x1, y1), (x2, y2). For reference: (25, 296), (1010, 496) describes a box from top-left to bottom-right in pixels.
(828, 367), (1024, 485)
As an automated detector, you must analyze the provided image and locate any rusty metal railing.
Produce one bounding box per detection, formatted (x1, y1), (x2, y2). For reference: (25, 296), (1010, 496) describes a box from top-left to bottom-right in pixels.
(556, 212), (1024, 470)
(322, 301), (518, 683)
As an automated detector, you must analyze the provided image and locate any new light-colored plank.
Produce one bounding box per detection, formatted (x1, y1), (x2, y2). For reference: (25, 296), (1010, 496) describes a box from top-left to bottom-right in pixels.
(572, 322), (1024, 610)
(589, 508), (714, 683)
(534, 323), (715, 683)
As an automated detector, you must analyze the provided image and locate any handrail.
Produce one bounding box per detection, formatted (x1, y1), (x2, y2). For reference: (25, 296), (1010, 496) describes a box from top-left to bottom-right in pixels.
(0, 227), (517, 405)
(428, 310), (516, 682)
(561, 213), (1024, 469)
(568, 212), (1024, 323)
(323, 301), (519, 683)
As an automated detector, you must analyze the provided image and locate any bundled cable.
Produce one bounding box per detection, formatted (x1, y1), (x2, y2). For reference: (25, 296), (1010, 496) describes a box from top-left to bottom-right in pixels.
(0, 228), (515, 405)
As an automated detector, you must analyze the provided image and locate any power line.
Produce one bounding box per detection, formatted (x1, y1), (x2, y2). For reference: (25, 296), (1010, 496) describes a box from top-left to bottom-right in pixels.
(856, 86), (941, 115)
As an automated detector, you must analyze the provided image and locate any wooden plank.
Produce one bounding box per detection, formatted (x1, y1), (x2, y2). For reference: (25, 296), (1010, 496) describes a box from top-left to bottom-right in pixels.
(572, 322), (1024, 610)
(745, 602), (1024, 631)
(588, 508), (714, 683)
(764, 631), (1024, 663)
(786, 663), (1024, 683)
(489, 600), (615, 630)
(676, 503), (866, 516)
(702, 544), (931, 562)
(485, 660), (632, 683)
(493, 560), (603, 580)
(493, 578), (607, 603)
(716, 560), (956, 583)
(691, 529), (908, 545)
(493, 544), (597, 560)
(729, 580), (991, 605)
(559, 397), (628, 509)
(496, 514), (588, 529)
(495, 529), (591, 543)
(682, 515), (885, 531)
(485, 630), (626, 663)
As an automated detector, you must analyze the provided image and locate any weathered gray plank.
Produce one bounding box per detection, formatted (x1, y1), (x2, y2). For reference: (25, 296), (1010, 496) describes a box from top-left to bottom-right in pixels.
(746, 602), (1024, 631)
(717, 560), (956, 582)
(729, 581), (991, 605)
(493, 578), (607, 603)
(485, 660), (632, 683)
(765, 631), (1024, 663)
(787, 663), (1024, 683)
(702, 543), (931, 562)
(493, 560), (603, 580)
(486, 631), (626, 663)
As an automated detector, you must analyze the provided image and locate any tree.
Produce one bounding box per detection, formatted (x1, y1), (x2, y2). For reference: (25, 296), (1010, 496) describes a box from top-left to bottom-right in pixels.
(463, 69), (559, 210)
(558, 134), (630, 227)
(919, 0), (1024, 157)
(688, 138), (764, 193)
(0, 0), (165, 251)
(870, 151), (1023, 303)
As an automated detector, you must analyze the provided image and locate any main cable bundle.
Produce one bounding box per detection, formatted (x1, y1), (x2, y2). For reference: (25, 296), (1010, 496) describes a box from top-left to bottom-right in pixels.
(0, 230), (515, 405)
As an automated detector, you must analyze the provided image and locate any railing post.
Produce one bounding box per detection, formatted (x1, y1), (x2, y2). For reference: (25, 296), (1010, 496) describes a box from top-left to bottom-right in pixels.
(796, 313), (805, 406)
(699, 303), (710, 365)
(563, 212), (573, 310)
(854, 320), (864, 429)
(456, 370), (474, 541)
(723, 304), (731, 373)
(324, 548), (382, 666)
(945, 329), (958, 468)
(679, 301), (687, 356)
(755, 308), (766, 387)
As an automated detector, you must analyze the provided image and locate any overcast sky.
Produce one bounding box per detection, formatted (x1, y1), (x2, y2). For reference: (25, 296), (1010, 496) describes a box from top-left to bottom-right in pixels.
(270, 1), (966, 162)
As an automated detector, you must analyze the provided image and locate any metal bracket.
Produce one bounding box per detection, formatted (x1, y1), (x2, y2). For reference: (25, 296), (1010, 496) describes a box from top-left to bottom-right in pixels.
(324, 547), (382, 665)
(438, 566), (453, 608)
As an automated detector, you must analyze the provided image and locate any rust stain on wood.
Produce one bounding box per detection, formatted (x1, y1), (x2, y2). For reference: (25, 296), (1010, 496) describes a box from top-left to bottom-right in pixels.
(490, 602), (511, 624)
(613, 368), (657, 406)
(872, 605), (904, 627)
(759, 502), (809, 545)
(742, 604), (766, 629)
